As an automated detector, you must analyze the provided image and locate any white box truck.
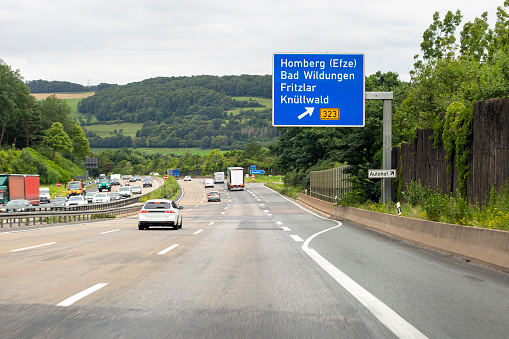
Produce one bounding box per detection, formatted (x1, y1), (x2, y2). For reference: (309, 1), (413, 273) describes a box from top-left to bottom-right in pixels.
(226, 167), (244, 191)
(214, 172), (225, 184)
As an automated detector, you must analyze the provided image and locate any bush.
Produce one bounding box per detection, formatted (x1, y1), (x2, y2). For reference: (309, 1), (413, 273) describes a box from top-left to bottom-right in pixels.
(475, 184), (509, 230)
(421, 187), (448, 222)
(403, 180), (428, 206)
(402, 180), (471, 223)
(140, 177), (180, 202)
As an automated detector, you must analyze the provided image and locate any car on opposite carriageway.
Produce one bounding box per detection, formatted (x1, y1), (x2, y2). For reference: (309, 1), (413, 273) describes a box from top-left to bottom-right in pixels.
(143, 178), (153, 187)
(118, 186), (132, 198)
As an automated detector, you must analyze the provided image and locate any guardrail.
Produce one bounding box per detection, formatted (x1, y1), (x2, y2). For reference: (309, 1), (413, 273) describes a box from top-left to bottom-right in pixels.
(0, 177), (180, 229)
(0, 204), (143, 228)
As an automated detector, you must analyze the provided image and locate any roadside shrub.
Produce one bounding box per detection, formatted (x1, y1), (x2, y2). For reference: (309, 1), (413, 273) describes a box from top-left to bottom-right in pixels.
(475, 184), (509, 230)
(443, 192), (472, 225)
(421, 187), (448, 222)
(402, 180), (428, 206)
(140, 177), (180, 202)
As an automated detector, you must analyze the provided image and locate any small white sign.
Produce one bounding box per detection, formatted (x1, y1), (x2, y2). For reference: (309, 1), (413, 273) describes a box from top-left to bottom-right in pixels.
(368, 169), (396, 178)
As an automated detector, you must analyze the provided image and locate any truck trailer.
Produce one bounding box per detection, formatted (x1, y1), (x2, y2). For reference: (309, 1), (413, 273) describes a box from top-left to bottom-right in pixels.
(214, 172), (225, 184)
(0, 174), (40, 206)
(167, 169), (180, 180)
(226, 167), (244, 191)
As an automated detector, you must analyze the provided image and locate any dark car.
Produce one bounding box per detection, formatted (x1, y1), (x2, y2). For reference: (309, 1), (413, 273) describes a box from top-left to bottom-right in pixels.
(207, 191), (221, 202)
(109, 192), (121, 201)
(1, 199), (32, 212)
(143, 178), (153, 187)
(51, 197), (68, 206)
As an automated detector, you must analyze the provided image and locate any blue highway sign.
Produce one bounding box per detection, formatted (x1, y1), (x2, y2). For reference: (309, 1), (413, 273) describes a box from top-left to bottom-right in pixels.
(250, 170), (265, 175)
(273, 53), (365, 127)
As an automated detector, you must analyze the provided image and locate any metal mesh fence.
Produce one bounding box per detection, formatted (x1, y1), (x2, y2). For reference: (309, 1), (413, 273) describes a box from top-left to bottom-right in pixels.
(309, 166), (351, 203)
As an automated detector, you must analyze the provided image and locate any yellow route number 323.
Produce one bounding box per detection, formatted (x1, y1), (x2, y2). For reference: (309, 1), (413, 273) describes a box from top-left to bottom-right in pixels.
(320, 108), (339, 120)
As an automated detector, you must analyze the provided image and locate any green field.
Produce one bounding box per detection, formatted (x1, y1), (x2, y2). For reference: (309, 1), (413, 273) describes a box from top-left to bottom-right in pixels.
(81, 96), (271, 138)
(85, 123), (143, 138)
(228, 96), (272, 116)
(91, 147), (222, 156)
(61, 95), (100, 123)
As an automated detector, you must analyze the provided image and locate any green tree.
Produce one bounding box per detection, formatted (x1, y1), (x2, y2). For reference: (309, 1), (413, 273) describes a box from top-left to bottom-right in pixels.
(420, 10), (463, 61)
(44, 122), (74, 161)
(243, 141), (263, 161)
(201, 150), (224, 174)
(69, 123), (91, 159)
(0, 60), (33, 146)
(39, 94), (73, 132)
(401, 2), (509, 145)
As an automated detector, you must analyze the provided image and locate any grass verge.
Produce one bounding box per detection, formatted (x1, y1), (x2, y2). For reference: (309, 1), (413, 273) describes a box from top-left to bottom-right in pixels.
(139, 177), (180, 203)
(264, 182), (300, 200)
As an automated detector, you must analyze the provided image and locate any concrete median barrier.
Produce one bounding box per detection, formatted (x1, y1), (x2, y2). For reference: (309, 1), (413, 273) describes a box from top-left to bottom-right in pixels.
(297, 193), (509, 273)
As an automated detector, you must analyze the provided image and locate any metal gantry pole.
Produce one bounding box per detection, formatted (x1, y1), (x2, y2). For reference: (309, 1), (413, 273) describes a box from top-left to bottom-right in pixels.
(365, 92), (393, 204)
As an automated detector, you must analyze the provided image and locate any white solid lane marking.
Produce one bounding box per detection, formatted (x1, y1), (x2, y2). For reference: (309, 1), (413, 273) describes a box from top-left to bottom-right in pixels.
(11, 242), (57, 252)
(290, 235), (304, 242)
(99, 229), (120, 235)
(265, 185), (428, 338)
(303, 226), (428, 338)
(193, 229), (204, 234)
(281, 227), (291, 232)
(158, 244), (179, 255)
(57, 283), (108, 307)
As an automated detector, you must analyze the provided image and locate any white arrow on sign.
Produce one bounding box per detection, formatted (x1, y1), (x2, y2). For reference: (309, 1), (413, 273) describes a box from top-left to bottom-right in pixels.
(298, 107), (315, 120)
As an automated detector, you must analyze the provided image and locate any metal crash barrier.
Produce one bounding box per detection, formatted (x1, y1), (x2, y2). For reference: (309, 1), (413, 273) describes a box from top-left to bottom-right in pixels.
(0, 203), (143, 228)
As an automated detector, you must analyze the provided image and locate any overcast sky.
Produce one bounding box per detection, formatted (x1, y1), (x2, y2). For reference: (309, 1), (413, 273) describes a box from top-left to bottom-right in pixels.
(2, 0), (505, 86)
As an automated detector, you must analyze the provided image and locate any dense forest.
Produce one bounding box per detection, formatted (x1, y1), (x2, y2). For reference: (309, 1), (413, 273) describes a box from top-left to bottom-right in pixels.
(26, 79), (117, 93)
(79, 75), (276, 149)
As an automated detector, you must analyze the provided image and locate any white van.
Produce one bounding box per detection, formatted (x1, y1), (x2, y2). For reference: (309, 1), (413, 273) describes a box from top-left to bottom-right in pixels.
(39, 187), (51, 203)
(118, 186), (132, 198)
(204, 179), (214, 188)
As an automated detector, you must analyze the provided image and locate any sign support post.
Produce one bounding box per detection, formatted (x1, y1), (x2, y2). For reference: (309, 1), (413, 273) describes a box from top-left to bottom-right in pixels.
(366, 92), (393, 204)
(273, 53), (394, 204)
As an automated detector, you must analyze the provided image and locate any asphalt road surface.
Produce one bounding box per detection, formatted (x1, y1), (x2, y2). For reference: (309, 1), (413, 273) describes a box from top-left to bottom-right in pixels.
(1, 180), (508, 338)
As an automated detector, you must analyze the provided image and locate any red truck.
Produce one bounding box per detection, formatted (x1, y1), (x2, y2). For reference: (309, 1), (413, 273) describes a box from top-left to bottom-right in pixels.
(0, 174), (40, 206)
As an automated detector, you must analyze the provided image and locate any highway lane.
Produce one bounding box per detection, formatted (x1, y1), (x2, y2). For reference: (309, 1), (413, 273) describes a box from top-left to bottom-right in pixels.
(248, 183), (509, 338)
(0, 180), (507, 338)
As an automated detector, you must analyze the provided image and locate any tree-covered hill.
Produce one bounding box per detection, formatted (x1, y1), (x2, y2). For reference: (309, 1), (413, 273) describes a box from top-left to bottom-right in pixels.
(26, 79), (118, 93)
(78, 75), (276, 149)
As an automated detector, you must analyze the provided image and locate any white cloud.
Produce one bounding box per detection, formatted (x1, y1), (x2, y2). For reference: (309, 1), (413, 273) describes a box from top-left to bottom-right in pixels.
(1, 0), (505, 85)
